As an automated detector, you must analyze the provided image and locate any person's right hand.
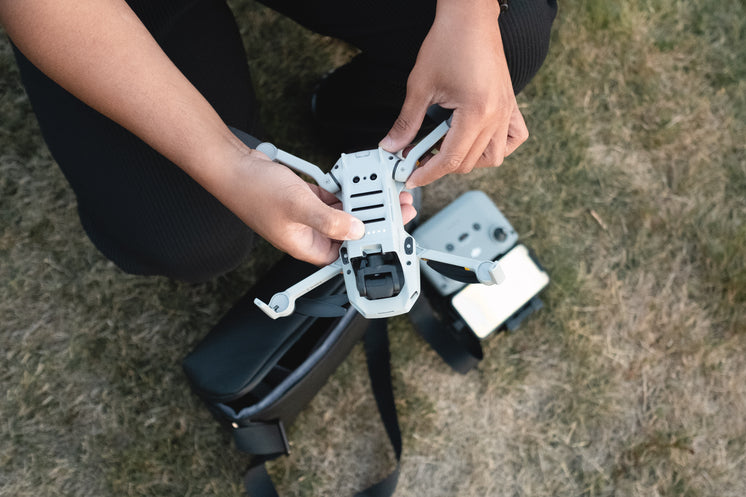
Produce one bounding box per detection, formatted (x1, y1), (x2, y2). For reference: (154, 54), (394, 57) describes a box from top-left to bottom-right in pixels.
(379, 0), (528, 188)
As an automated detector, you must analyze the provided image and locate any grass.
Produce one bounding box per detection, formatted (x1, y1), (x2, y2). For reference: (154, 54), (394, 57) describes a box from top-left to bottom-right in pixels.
(2, 0), (745, 495)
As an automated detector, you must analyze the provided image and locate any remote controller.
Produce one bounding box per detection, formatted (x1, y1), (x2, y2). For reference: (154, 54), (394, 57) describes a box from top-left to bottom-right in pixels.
(413, 190), (518, 296)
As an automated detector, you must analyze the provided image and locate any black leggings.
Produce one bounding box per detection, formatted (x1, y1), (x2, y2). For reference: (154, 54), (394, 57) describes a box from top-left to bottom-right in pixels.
(12, 0), (557, 282)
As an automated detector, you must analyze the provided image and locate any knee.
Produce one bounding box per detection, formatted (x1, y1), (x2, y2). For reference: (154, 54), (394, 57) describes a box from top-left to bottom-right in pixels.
(154, 228), (256, 283)
(79, 205), (256, 283)
(500, 0), (558, 94)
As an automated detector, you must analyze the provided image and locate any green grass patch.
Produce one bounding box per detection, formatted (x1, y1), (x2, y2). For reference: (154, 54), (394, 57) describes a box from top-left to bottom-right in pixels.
(3, 0), (746, 496)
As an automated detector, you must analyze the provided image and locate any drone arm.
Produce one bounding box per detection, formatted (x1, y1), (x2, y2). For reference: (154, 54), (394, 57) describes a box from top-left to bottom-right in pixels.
(417, 246), (505, 285)
(256, 142), (340, 195)
(254, 259), (344, 319)
(393, 117), (453, 183)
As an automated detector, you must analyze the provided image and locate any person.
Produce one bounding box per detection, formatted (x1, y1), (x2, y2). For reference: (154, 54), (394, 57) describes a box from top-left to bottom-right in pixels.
(0, 0), (557, 282)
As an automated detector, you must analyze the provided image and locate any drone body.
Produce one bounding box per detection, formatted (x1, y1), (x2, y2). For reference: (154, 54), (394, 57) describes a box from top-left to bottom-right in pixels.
(332, 148), (420, 317)
(254, 118), (505, 320)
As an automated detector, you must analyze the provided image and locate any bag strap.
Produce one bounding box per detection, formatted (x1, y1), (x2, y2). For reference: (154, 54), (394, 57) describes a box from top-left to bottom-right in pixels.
(356, 318), (401, 497)
(240, 318), (402, 497)
(234, 421), (290, 457)
(238, 422), (288, 497)
(243, 462), (279, 497)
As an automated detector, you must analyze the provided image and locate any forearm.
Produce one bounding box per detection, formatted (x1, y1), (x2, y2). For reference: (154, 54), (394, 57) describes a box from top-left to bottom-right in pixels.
(435, 0), (500, 18)
(433, 0), (501, 38)
(0, 0), (248, 191)
(1, 0), (376, 265)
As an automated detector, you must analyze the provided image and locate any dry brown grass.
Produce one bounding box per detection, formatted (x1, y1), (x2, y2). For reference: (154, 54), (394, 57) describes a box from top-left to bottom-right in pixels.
(2, 0), (745, 496)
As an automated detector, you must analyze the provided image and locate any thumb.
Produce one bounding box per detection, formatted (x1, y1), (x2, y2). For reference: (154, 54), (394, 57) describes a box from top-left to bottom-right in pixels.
(305, 203), (365, 241)
(379, 91), (429, 153)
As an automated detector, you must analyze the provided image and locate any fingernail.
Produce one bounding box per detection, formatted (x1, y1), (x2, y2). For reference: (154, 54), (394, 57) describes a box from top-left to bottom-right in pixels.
(346, 219), (365, 240)
(379, 136), (395, 151)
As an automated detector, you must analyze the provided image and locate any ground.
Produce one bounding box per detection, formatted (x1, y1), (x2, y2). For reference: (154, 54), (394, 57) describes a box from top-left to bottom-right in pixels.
(1, 1), (745, 496)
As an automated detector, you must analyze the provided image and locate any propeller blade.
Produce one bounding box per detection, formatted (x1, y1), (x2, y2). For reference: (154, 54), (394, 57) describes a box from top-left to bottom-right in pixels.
(426, 260), (480, 284)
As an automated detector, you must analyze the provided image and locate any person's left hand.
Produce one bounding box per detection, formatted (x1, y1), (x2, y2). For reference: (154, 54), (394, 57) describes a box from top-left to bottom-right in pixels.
(379, 0), (529, 188)
(226, 150), (417, 266)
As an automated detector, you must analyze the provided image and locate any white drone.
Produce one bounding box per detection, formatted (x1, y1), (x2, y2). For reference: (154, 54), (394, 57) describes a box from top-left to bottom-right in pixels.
(253, 112), (505, 320)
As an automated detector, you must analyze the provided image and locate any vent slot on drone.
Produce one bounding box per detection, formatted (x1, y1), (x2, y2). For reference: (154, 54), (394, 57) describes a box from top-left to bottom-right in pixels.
(350, 190), (383, 198)
(352, 204), (385, 212)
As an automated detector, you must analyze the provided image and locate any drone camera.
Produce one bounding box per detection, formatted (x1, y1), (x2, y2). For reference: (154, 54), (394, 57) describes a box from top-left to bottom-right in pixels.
(353, 252), (404, 300)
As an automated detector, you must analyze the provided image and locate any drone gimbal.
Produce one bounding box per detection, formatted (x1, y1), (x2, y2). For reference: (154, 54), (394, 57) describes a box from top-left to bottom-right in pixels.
(253, 113), (505, 319)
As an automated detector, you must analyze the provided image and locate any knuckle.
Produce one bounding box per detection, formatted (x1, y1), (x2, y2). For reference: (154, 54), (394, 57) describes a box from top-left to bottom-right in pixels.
(480, 149), (498, 168)
(442, 155), (463, 173)
(457, 163), (475, 174)
(392, 116), (414, 134)
(284, 184), (308, 210)
(323, 215), (345, 237)
(281, 184), (317, 224)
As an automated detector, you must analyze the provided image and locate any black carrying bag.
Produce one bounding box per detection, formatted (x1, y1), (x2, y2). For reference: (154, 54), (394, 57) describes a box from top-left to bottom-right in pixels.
(183, 256), (402, 496)
(184, 128), (496, 494)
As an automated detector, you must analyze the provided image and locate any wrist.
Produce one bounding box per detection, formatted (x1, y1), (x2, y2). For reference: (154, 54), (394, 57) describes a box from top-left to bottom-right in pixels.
(192, 127), (256, 193)
(435, 0), (498, 16)
(433, 0), (501, 32)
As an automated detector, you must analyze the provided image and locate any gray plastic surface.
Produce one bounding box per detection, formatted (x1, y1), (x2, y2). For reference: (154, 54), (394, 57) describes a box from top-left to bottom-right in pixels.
(257, 142), (340, 194)
(413, 191), (518, 295)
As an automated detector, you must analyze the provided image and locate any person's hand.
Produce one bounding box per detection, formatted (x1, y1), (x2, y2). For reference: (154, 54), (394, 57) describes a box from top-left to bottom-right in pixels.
(225, 150), (416, 266)
(0, 0), (415, 267)
(379, 0), (528, 188)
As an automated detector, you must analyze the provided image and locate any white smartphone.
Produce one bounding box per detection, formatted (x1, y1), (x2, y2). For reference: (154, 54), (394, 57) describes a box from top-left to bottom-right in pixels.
(450, 244), (549, 339)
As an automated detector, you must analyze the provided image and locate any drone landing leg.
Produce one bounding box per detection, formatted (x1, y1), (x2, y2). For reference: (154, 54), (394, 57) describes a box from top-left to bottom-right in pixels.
(417, 247), (505, 285)
(393, 118), (452, 183)
(254, 260), (344, 319)
(256, 142), (340, 195)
